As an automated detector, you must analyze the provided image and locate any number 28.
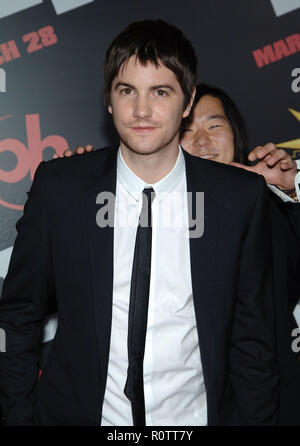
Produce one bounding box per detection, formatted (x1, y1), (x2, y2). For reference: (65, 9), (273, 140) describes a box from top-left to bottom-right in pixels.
(23, 26), (58, 54)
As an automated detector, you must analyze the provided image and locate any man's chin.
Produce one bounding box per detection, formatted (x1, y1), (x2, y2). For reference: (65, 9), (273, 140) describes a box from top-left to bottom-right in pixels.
(120, 137), (176, 157)
(121, 144), (160, 156)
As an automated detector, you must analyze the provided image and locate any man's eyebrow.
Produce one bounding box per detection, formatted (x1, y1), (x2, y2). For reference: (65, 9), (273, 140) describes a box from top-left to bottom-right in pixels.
(206, 114), (228, 121)
(114, 82), (176, 92)
(114, 82), (134, 90)
(150, 84), (175, 92)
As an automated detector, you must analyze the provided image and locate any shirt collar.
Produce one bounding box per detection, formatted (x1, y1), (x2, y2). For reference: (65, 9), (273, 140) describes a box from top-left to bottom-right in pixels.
(117, 145), (185, 202)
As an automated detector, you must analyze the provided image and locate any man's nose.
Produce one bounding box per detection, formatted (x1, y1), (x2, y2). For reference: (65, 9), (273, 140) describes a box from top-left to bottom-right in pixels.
(193, 129), (210, 147)
(133, 94), (152, 119)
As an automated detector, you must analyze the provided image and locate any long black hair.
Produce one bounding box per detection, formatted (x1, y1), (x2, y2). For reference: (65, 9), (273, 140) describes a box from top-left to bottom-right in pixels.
(181, 84), (249, 164)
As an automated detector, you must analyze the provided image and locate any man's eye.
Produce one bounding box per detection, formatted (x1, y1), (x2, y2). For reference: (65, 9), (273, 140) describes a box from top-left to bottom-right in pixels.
(120, 88), (132, 95)
(209, 124), (221, 129)
(155, 89), (168, 96)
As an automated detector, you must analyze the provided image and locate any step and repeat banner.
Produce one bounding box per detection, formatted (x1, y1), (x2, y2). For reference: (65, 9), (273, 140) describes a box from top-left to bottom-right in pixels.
(0, 0), (300, 296)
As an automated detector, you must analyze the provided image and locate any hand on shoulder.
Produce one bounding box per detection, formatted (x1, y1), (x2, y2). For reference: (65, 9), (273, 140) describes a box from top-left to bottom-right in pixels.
(52, 144), (94, 159)
(231, 142), (297, 190)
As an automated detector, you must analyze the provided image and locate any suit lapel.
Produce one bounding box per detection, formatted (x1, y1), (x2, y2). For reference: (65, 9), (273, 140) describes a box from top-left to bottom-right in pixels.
(85, 148), (118, 380)
(184, 149), (220, 420)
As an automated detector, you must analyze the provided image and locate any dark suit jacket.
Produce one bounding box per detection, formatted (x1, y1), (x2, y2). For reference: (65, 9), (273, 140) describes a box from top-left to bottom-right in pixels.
(0, 146), (279, 426)
(267, 192), (300, 425)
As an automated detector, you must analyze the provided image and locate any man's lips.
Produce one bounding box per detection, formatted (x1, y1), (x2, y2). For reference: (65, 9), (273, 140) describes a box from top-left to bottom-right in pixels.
(130, 126), (157, 132)
(199, 153), (218, 159)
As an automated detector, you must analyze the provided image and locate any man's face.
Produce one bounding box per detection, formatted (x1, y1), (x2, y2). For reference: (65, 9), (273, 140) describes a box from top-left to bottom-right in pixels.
(180, 95), (235, 164)
(108, 56), (192, 157)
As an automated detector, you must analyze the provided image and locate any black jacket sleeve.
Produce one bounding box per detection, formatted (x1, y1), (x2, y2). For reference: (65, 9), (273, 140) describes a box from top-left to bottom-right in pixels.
(229, 176), (279, 425)
(0, 162), (55, 426)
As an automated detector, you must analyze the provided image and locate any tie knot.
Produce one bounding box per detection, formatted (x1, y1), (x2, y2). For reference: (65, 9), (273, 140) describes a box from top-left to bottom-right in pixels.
(139, 188), (155, 227)
(142, 187), (155, 204)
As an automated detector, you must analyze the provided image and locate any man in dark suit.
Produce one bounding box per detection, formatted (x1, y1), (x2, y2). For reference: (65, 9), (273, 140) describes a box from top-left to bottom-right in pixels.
(0, 20), (278, 426)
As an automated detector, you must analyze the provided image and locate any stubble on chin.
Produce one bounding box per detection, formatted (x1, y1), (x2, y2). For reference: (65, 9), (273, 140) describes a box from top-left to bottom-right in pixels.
(119, 130), (181, 158)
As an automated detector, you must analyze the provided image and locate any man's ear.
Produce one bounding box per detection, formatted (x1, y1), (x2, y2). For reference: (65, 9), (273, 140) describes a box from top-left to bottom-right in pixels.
(108, 104), (112, 114)
(183, 87), (196, 119)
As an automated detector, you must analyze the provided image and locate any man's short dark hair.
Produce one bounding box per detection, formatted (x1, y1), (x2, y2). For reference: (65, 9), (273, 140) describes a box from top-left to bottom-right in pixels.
(181, 84), (249, 164)
(104, 20), (197, 110)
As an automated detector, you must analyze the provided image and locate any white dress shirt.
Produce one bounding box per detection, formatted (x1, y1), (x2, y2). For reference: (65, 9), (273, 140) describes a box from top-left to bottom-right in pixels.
(101, 146), (207, 426)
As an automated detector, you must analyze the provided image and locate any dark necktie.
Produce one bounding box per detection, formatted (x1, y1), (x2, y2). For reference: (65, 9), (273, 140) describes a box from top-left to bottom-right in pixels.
(124, 187), (155, 426)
